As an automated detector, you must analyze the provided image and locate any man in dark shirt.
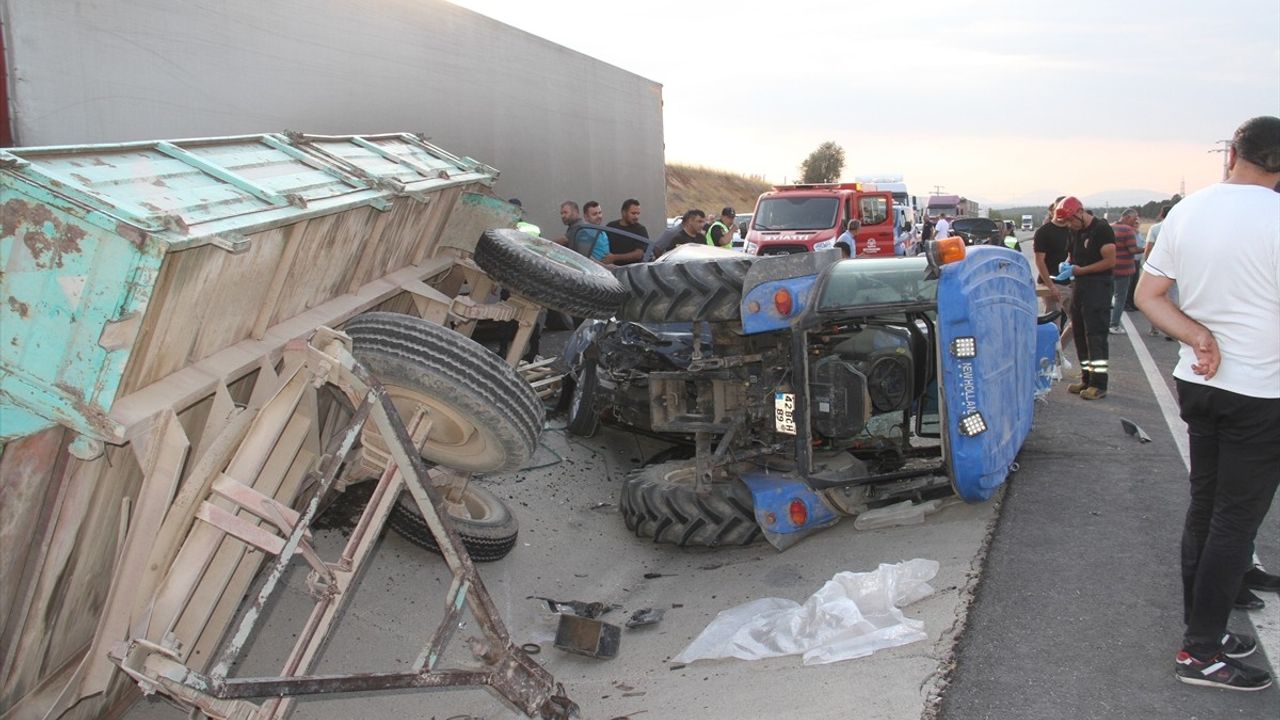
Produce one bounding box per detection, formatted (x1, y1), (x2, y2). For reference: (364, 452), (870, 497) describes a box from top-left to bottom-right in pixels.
(604, 198), (649, 265)
(672, 209), (707, 249)
(1057, 196), (1116, 399)
(1034, 199), (1071, 300)
(652, 209), (707, 258)
(558, 200), (586, 251)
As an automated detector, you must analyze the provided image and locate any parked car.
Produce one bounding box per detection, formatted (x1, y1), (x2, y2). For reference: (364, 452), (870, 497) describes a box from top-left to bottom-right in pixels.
(949, 217), (1003, 246)
(561, 241), (1059, 549)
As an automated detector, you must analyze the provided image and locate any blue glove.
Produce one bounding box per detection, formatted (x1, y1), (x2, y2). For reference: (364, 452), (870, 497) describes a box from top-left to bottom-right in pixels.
(1053, 261), (1074, 283)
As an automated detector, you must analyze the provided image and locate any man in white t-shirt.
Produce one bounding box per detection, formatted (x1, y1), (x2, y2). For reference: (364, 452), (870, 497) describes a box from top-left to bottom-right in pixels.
(1136, 115), (1280, 692)
(935, 214), (951, 240)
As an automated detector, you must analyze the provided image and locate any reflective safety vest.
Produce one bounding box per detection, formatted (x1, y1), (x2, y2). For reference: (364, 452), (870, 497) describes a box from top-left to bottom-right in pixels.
(1004, 234), (1018, 249)
(705, 220), (729, 246)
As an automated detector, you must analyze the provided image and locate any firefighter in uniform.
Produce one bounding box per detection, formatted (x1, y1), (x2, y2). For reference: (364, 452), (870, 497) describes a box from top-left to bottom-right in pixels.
(1055, 196), (1116, 399)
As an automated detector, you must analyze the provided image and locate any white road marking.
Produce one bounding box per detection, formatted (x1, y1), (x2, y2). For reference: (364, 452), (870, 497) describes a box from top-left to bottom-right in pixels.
(1120, 313), (1279, 668)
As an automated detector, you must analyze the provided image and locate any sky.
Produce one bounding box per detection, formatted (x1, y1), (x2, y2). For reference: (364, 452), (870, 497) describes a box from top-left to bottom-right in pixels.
(448, 0), (1279, 207)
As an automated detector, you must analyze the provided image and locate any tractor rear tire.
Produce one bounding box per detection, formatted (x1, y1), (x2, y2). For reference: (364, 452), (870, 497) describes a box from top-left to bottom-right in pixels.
(614, 256), (756, 323)
(619, 460), (762, 547)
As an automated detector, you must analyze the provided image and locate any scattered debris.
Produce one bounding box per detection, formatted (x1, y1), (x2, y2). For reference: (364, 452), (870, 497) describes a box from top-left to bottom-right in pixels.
(520, 642), (542, 654)
(554, 614), (621, 659)
(642, 572), (673, 579)
(853, 499), (942, 530)
(1120, 417), (1152, 443)
(625, 608), (665, 628)
(530, 596), (618, 618)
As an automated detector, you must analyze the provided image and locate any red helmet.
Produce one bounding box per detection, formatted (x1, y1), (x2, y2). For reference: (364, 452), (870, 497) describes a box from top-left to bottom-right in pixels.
(1053, 196), (1083, 221)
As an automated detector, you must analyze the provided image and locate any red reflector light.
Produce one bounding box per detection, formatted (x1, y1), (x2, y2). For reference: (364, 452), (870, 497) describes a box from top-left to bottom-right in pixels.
(788, 498), (808, 526)
(774, 288), (793, 316)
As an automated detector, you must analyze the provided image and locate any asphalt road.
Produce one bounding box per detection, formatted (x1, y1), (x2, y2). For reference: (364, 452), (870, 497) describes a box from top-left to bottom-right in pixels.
(123, 243), (1278, 719)
(941, 306), (1280, 719)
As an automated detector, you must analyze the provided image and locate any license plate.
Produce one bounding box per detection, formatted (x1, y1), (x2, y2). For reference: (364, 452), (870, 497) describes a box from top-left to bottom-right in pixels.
(774, 392), (796, 435)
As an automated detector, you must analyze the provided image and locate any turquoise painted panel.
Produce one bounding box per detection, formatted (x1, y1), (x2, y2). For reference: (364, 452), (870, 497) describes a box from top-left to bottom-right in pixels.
(1, 131), (499, 443)
(1, 190), (163, 440)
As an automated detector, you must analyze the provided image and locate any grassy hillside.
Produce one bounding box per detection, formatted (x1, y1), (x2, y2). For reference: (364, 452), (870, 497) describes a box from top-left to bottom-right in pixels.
(666, 163), (772, 219)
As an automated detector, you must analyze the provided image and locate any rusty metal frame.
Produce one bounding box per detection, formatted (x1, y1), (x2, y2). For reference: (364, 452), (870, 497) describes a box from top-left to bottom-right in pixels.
(109, 328), (577, 720)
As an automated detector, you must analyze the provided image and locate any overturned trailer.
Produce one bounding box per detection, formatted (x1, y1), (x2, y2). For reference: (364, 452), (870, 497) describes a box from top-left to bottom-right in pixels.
(0, 132), (590, 719)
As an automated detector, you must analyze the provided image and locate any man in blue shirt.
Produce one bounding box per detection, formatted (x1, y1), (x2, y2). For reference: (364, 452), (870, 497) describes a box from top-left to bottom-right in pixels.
(581, 200), (611, 261)
(836, 219), (860, 256)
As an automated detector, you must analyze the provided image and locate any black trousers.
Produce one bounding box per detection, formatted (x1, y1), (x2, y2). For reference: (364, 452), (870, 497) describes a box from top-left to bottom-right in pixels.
(1070, 275), (1113, 390)
(1177, 380), (1280, 655)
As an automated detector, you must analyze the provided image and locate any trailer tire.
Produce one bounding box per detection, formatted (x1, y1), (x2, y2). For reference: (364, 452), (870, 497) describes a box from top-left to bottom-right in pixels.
(345, 312), (543, 474)
(619, 460), (762, 547)
(614, 256), (756, 322)
(565, 364), (601, 437)
(475, 228), (625, 319)
(388, 486), (518, 562)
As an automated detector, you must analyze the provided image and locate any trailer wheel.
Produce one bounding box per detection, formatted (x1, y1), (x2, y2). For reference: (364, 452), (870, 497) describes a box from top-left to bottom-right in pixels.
(344, 312), (543, 474)
(387, 486), (518, 562)
(475, 228), (625, 319)
(565, 364), (600, 437)
(619, 460), (762, 547)
(614, 256), (756, 322)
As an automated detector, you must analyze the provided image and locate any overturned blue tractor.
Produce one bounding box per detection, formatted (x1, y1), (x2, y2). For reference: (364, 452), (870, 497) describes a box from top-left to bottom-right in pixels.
(560, 241), (1059, 549)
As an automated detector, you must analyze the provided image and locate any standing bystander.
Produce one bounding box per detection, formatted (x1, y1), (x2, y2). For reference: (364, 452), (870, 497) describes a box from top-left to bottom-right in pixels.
(704, 207), (736, 247)
(836, 219), (860, 255)
(1135, 115), (1280, 692)
(1056, 197), (1116, 400)
(653, 209), (707, 256)
(1034, 197), (1072, 318)
(1108, 208), (1143, 334)
(935, 214), (951, 240)
(558, 200), (584, 249)
(604, 199), (649, 266)
(580, 201), (610, 261)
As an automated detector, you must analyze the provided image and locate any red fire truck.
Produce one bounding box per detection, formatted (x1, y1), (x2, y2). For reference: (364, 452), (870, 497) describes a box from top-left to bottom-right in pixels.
(743, 183), (896, 257)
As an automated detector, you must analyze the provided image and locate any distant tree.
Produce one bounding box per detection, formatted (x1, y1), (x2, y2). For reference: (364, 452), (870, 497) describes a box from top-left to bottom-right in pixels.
(799, 141), (845, 184)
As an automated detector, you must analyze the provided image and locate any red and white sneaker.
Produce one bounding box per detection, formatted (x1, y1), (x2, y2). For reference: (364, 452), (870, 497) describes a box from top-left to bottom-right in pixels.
(1174, 650), (1272, 691)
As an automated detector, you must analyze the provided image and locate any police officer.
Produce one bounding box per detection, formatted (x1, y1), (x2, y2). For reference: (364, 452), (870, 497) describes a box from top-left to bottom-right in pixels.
(1055, 197), (1116, 400)
(704, 207), (736, 247)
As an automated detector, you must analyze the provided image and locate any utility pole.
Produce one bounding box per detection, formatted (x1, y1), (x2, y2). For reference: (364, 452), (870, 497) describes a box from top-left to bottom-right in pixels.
(1208, 139), (1231, 180)
(931, 185), (945, 195)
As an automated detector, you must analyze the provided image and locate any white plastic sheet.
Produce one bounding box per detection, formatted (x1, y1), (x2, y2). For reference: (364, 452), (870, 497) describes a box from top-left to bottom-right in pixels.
(671, 559), (940, 666)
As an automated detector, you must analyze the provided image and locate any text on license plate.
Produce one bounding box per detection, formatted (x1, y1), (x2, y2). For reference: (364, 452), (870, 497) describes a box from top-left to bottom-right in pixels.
(774, 392), (796, 435)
